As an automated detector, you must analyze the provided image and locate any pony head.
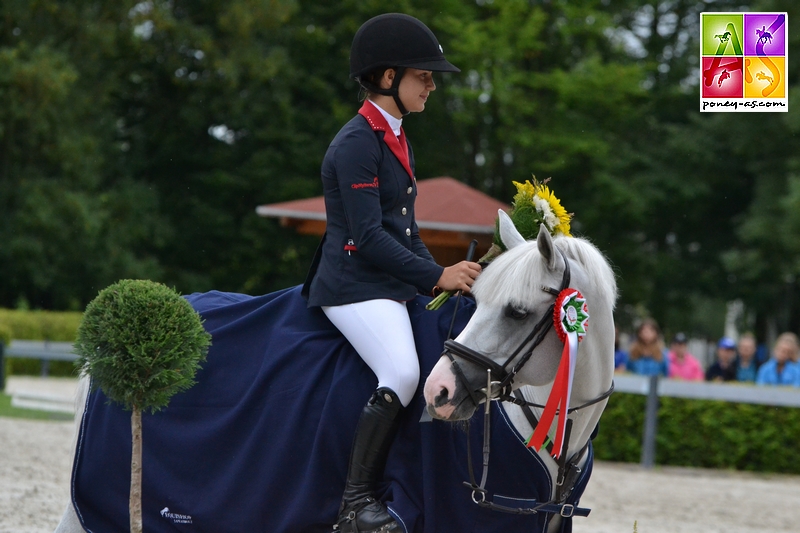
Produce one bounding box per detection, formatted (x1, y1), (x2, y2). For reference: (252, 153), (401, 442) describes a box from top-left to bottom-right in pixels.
(423, 210), (617, 421)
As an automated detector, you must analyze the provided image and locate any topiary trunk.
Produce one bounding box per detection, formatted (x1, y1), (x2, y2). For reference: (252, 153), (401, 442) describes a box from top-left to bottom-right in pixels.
(130, 405), (143, 533)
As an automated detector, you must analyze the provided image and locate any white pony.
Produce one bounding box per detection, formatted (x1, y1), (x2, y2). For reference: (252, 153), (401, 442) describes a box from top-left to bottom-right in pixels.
(424, 210), (617, 533)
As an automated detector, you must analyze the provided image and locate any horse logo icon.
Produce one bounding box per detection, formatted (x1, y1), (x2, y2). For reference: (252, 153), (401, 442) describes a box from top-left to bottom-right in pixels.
(160, 507), (170, 517)
(714, 31), (731, 43)
(755, 25), (773, 45)
(717, 68), (731, 87)
(755, 71), (774, 85)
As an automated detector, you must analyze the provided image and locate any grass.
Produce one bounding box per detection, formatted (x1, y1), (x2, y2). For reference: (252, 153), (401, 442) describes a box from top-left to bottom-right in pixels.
(0, 392), (74, 421)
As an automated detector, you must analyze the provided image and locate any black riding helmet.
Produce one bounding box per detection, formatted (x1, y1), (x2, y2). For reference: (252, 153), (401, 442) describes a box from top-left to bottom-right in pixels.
(350, 13), (460, 115)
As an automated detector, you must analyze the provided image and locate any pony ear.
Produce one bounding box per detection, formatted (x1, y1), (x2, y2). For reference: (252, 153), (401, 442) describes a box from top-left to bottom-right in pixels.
(537, 223), (558, 270)
(498, 210), (526, 249)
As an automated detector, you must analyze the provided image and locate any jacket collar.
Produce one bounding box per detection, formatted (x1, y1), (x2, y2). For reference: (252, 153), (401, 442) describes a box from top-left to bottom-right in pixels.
(358, 100), (413, 180)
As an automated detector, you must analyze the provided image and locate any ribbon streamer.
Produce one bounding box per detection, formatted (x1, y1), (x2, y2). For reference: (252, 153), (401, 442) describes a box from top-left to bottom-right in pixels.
(527, 289), (588, 458)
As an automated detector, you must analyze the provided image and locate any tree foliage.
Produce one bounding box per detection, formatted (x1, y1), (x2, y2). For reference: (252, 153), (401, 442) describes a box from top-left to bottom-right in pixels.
(74, 279), (210, 412)
(2, 0), (799, 340)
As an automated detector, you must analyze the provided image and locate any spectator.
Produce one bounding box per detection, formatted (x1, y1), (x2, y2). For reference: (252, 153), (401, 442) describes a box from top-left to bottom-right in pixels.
(626, 318), (668, 377)
(667, 332), (703, 381)
(755, 332), (800, 386)
(736, 333), (760, 382)
(614, 326), (628, 373)
(705, 337), (738, 382)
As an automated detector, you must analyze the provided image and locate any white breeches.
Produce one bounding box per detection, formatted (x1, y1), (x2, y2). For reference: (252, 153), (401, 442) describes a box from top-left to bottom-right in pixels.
(323, 299), (420, 407)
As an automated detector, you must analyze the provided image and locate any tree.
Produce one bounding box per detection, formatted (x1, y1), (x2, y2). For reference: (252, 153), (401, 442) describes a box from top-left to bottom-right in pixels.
(74, 279), (211, 533)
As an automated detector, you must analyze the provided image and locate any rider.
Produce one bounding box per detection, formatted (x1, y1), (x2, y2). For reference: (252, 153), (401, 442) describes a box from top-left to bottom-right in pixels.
(302, 12), (481, 533)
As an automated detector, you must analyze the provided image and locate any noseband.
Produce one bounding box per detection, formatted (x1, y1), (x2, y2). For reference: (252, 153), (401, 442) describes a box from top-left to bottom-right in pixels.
(443, 248), (571, 408)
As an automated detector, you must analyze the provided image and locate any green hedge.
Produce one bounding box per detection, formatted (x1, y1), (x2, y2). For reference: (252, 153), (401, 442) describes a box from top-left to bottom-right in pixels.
(593, 392), (800, 474)
(0, 308), (83, 378)
(0, 309), (83, 341)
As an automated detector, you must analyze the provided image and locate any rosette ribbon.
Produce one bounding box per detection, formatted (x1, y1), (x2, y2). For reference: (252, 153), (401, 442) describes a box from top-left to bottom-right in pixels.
(526, 289), (589, 458)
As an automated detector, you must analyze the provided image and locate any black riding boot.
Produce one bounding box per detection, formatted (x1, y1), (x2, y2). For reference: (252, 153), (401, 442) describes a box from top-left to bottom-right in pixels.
(334, 387), (403, 533)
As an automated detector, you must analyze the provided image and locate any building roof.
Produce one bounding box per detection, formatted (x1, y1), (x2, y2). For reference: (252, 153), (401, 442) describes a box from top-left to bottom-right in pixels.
(256, 176), (508, 234)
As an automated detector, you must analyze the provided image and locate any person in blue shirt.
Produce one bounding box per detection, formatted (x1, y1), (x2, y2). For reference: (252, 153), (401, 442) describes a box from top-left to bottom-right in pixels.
(302, 14), (481, 533)
(736, 333), (760, 382)
(756, 332), (800, 386)
(626, 318), (669, 377)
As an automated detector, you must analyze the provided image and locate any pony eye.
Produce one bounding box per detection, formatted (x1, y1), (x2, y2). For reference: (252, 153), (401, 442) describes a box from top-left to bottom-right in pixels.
(505, 305), (529, 320)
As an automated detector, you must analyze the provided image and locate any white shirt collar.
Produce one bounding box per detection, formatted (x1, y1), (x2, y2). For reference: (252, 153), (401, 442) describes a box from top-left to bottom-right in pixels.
(368, 99), (403, 137)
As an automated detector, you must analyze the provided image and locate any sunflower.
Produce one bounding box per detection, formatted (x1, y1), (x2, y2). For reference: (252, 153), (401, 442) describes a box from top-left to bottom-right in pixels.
(509, 177), (572, 239)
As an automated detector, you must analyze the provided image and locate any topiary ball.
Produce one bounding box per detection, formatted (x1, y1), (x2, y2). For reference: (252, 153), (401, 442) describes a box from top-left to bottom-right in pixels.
(75, 279), (211, 413)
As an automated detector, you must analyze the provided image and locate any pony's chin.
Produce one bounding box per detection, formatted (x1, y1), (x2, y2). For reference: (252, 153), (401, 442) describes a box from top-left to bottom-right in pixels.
(426, 400), (478, 421)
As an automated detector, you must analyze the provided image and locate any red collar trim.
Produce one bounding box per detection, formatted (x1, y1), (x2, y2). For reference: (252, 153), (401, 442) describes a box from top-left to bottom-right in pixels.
(358, 101), (413, 180)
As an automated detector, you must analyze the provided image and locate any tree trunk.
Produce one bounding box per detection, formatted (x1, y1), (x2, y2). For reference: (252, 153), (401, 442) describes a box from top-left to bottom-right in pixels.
(130, 405), (143, 533)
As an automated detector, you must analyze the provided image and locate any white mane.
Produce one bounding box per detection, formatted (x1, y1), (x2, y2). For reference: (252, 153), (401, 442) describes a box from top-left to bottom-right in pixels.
(473, 235), (617, 312)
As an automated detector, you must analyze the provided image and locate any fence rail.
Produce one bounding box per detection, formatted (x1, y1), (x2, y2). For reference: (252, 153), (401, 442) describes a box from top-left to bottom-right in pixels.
(614, 374), (800, 468)
(1, 340), (78, 380)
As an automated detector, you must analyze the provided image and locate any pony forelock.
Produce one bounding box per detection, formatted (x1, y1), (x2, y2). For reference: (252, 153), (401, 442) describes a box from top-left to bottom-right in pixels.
(473, 236), (617, 312)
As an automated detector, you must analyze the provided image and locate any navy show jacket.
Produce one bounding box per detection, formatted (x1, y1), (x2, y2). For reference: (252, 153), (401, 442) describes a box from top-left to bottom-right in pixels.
(303, 101), (443, 307)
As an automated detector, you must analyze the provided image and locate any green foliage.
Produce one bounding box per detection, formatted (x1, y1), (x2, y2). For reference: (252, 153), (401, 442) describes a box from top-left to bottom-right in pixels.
(75, 279), (211, 413)
(594, 392), (800, 474)
(1, 0), (799, 339)
(0, 323), (11, 346)
(0, 309), (82, 341)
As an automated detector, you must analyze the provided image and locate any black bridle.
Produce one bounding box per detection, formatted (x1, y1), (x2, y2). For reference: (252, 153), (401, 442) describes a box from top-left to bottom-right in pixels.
(443, 248), (571, 408)
(440, 247), (614, 517)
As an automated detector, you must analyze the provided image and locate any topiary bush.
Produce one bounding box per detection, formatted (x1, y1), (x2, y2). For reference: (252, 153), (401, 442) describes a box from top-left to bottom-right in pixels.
(74, 279), (211, 533)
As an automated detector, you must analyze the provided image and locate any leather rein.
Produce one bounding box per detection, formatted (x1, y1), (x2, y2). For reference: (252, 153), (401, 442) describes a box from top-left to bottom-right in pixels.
(441, 248), (614, 518)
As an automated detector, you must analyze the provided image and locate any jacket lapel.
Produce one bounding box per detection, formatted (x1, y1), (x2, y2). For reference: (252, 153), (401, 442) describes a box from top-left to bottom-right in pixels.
(358, 101), (414, 180)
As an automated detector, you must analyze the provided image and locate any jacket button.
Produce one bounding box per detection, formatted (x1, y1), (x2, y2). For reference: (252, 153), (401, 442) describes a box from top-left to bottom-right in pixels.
(407, 186), (413, 194)
(406, 228), (411, 236)
(401, 207), (407, 215)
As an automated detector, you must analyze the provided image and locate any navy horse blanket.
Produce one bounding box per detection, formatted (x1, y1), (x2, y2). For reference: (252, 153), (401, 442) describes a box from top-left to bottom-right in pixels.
(70, 285), (593, 532)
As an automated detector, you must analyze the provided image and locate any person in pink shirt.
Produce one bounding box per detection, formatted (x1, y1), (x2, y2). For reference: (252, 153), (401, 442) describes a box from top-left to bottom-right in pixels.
(668, 332), (704, 381)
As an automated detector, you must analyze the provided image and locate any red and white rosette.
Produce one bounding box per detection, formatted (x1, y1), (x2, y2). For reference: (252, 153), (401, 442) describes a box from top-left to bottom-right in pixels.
(526, 289), (589, 458)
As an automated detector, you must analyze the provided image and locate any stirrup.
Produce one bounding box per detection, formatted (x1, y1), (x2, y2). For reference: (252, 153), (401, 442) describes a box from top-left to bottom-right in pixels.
(334, 496), (399, 533)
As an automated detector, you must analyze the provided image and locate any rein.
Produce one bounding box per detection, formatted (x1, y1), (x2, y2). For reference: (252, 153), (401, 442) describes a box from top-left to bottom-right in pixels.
(442, 248), (614, 518)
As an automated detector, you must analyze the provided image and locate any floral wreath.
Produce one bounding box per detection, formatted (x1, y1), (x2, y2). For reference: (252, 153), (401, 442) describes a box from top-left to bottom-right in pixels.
(426, 176), (573, 311)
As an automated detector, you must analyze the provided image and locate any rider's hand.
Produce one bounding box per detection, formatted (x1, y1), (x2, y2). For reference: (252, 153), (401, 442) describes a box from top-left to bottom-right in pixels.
(436, 261), (481, 294)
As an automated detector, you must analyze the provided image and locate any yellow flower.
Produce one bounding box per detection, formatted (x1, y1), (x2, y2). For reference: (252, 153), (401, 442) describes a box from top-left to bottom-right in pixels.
(538, 184), (572, 237)
(511, 178), (572, 237)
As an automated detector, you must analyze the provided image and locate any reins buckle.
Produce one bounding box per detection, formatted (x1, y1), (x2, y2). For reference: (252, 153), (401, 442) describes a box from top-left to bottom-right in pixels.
(560, 504), (575, 517)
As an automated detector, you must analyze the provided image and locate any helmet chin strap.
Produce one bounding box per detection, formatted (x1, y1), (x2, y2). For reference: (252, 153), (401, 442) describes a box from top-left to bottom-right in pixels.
(358, 67), (409, 116)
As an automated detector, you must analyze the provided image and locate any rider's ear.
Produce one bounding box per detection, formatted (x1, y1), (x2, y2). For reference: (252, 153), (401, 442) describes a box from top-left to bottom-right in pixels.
(498, 210), (525, 249)
(537, 224), (557, 271)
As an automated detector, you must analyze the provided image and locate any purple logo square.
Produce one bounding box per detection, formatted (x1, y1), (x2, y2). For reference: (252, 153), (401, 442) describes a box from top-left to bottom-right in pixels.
(744, 13), (786, 56)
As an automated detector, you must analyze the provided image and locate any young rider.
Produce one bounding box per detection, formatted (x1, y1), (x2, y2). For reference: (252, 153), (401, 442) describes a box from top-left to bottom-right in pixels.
(302, 13), (481, 533)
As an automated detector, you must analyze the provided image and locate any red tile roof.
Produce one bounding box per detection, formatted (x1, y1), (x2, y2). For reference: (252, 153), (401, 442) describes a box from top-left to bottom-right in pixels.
(256, 177), (508, 234)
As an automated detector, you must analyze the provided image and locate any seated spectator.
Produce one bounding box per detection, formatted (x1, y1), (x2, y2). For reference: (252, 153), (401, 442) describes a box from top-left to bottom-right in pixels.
(667, 332), (703, 381)
(756, 332), (800, 386)
(626, 318), (668, 377)
(736, 333), (760, 382)
(614, 326), (628, 373)
(705, 337), (738, 382)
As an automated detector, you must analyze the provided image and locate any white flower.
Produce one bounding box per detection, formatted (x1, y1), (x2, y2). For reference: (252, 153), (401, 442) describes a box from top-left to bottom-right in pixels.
(533, 196), (558, 231)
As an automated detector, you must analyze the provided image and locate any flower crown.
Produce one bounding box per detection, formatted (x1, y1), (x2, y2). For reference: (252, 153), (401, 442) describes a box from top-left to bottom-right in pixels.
(426, 176), (572, 311)
(496, 177), (572, 247)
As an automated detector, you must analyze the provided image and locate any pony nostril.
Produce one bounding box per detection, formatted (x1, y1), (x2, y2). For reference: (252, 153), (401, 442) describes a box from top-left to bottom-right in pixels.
(434, 387), (450, 407)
